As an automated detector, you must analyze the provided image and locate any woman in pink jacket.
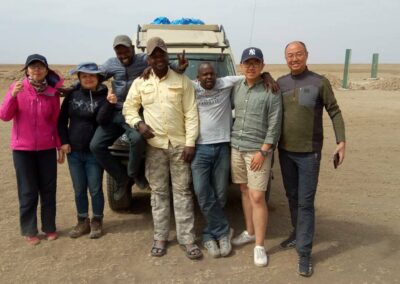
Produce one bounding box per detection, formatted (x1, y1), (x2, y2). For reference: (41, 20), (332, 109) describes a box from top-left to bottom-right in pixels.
(0, 54), (65, 245)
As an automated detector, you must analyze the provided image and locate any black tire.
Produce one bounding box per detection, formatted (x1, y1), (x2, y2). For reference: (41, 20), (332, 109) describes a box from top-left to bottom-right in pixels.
(106, 173), (132, 211)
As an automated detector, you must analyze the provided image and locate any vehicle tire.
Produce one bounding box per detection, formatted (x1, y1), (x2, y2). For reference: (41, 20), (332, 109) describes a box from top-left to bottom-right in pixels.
(106, 173), (132, 211)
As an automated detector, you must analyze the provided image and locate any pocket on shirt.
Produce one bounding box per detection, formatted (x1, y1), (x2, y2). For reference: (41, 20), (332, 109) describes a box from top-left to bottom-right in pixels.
(298, 85), (319, 108)
(250, 97), (266, 114)
(167, 86), (182, 103)
(141, 86), (155, 105)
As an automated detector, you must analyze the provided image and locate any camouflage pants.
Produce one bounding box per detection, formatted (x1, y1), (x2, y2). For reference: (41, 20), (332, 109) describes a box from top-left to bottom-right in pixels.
(146, 143), (195, 244)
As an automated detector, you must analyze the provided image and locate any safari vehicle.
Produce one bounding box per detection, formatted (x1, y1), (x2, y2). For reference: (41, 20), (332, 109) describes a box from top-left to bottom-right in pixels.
(107, 23), (237, 211)
(107, 23), (272, 211)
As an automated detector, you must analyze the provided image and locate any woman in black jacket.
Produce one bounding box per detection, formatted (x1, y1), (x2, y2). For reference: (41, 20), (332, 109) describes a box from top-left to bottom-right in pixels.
(58, 62), (117, 239)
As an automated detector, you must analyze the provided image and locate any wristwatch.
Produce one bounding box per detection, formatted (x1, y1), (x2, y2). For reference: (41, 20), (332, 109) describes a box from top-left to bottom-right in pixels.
(259, 149), (271, 157)
(134, 121), (143, 130)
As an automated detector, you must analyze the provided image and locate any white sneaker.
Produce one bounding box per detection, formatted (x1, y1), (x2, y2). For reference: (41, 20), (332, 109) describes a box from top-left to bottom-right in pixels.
(254, 246), (268, 267)
(231, 230), (255, 246)
(218, 228), (234, 257)
(204, 240), (220, 258)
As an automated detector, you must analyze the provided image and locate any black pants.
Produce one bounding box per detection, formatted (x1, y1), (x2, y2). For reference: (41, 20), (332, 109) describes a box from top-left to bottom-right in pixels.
(89, 111), (145, 187)
(13, 149), (57, 236)
(279, 150), (321, 257)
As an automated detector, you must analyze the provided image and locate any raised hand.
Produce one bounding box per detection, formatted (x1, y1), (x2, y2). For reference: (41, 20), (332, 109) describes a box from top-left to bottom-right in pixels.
(177, 49), (188, 71)
(107, 90), (118, 104)
(12, 81), (23, 97)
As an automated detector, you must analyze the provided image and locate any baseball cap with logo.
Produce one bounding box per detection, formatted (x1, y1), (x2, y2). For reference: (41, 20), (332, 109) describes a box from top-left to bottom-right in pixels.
(146, 37), (168, 55)
(113, 35), (132, 48)
(240, 47), (264, 63)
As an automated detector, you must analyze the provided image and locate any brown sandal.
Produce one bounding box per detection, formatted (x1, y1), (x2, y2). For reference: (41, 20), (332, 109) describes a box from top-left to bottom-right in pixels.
(180, 244), (203, 260)
(151, 240), (167, 257)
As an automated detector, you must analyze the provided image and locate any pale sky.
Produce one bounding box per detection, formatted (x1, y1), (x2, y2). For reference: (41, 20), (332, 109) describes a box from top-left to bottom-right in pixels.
(1, 0), (399, 65)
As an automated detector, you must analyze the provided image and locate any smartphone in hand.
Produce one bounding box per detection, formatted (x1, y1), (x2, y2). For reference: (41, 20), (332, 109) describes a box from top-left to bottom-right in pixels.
(333, 153), (340, 169)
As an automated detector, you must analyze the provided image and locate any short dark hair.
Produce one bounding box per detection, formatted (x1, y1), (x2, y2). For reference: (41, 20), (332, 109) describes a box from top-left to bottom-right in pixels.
(197, 62), (215, 73)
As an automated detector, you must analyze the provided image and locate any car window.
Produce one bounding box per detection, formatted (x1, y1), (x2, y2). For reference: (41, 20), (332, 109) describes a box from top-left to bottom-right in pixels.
(169, 53), (236, 80)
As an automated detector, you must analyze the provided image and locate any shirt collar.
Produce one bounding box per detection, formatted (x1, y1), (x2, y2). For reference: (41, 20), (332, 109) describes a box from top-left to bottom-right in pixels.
(243, 78), (263, 88)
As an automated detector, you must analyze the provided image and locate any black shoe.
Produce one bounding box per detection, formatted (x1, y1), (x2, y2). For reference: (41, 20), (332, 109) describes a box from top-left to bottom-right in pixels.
(114, 180), (130, 201)
(280, 231), (296, 249)
(134, 175), (149, 190)
(298, 255), (313, 277)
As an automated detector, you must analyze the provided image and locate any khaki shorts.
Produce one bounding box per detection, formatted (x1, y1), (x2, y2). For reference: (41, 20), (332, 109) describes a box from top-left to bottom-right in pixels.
(231, 147), (272, 191)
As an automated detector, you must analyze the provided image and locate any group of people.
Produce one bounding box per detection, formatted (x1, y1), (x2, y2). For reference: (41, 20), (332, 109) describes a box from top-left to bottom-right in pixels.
(0, 34), (346, 277)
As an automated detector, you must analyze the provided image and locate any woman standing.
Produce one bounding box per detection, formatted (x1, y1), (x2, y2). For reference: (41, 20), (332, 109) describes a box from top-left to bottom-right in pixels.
(58, 62), (116, 239)
(0, 54), (64, 245)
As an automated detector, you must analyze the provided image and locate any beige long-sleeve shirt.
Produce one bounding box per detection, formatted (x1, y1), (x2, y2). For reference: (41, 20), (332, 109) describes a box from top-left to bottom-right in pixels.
(123, 68), (199, 149)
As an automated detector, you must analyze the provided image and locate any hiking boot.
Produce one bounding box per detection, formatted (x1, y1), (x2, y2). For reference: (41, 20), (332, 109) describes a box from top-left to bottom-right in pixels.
(280, 231), (296, 249)
(89, 217), (103, 239)
(219, 228), (233, 257)
(203, 240), (220, 258)
(254, 246), (268, 267)
(69, 217), (90, 238)
(232, 230), (255, 246)
(298, 255), (313, 277)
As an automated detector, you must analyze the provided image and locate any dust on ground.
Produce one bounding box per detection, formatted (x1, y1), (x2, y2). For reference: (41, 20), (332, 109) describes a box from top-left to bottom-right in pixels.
(0, 64), (399, 283)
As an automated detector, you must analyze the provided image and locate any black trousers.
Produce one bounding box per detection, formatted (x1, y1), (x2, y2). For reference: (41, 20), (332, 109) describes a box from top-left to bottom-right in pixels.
(13, 149), (57, 236)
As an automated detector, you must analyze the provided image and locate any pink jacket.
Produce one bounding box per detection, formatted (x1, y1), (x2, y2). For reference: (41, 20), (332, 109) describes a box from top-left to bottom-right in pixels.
(0, 77), (63, 151)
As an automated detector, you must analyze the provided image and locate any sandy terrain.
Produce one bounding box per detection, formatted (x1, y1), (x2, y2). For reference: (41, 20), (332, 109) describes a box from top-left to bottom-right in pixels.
(0, 64), (399, 283)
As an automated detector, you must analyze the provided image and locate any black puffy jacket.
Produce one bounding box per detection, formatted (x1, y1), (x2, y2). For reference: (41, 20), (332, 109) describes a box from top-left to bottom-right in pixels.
(58, 84), (114, 151)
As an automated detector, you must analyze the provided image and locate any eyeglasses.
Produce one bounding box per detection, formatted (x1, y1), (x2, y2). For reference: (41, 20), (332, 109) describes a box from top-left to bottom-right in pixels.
(242, 62), (262, 69)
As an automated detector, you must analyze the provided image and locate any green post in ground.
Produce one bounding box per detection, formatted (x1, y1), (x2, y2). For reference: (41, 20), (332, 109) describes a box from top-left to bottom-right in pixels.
(342, 49), (352, 89)
(371, 53), (379, 79)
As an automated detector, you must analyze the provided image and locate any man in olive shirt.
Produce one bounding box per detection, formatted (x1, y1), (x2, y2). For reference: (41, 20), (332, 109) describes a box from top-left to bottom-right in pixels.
(277, 41), (346, 277)
(230, 47), (282, 267)
(123, 37), (202, 260)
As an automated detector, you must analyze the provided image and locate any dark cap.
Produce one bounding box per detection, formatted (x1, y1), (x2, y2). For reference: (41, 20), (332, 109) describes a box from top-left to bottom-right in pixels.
(113, 35), (132, 48)
(146, 37), (167, 55)
(23, 54), (48, 70)
(240, 47), (264, 63)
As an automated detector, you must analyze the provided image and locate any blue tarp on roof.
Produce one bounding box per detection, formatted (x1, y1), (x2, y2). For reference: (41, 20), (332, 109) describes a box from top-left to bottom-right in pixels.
(151, 17), (204, 25)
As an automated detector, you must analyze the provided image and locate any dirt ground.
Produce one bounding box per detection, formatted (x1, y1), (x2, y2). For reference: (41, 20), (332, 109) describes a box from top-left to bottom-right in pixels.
(0, 64), (399, 284)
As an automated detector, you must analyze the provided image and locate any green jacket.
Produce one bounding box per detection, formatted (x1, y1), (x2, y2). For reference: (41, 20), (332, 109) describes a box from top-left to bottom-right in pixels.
(277, 68), (345, 152)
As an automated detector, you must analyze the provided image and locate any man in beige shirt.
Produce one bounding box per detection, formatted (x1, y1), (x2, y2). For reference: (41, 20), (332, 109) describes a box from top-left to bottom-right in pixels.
(123, 37), (201, 260)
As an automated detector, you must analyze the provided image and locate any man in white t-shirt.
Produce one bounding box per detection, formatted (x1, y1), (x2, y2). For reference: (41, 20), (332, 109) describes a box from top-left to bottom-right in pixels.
(191, 62), (242, 258)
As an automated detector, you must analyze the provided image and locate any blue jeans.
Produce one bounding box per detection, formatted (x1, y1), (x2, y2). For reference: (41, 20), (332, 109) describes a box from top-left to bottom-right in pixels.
(13, 149), (57, 236)
(67, 151), (104, 218)
(279, 149), (321, 256)
(191, 143), (230, 242)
